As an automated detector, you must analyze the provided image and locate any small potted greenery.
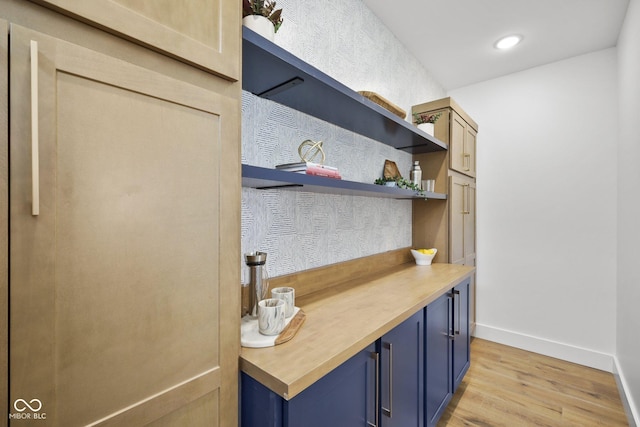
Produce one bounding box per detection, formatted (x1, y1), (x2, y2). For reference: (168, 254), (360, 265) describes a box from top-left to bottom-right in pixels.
(242, 0), (283, 41)
(375, 176), (399, 187)
(412, 111), (442, 136)
(374, 177), (425, 196)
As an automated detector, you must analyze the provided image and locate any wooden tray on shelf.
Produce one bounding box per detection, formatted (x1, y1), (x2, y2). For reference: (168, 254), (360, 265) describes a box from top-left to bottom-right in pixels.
(358, 91), (406, 119)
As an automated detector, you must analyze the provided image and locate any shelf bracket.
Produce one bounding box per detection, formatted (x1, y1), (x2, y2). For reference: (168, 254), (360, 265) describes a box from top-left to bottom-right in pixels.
(258, 77), (305, 98)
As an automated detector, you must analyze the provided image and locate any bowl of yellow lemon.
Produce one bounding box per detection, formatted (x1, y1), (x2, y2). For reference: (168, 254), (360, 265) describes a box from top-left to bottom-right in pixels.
(410, 248), (437, 265)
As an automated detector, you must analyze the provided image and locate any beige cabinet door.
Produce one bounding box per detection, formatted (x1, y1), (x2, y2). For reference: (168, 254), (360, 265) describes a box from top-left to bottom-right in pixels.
(449, 175), (466, 265)
(9, 24), (239, 426)
(30, 0), (240, 81)
(449, 111), (476, 178)
(463, 180), (476, 266)
(449, 175), (475, 265)
(449, 111), (466, 176)
(464, 126), (477, 178)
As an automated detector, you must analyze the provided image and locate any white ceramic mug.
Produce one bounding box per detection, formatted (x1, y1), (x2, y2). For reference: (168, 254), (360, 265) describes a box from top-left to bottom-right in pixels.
(271, 286), (295, 318)
(258, 298), (285, 335)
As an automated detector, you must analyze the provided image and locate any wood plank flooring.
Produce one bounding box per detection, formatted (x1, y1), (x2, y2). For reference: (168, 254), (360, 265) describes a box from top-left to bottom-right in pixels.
(439, 338), (629, 426)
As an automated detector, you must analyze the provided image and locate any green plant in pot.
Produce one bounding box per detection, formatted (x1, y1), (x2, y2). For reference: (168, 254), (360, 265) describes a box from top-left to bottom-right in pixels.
(243, 0), (283, 41)
(412, 111), (442, 125)
(413, 111), (441, 136)
(375, 176), (399, 187)
(374, 177), (425, 196)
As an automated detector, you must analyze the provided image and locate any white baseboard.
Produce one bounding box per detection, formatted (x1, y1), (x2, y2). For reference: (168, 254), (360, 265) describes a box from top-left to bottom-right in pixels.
(474, 323), (614, 372)
(613, 356), (639, 427)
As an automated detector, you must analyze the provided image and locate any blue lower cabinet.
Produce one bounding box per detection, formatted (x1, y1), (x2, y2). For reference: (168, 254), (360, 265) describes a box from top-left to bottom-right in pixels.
(424, 278), (471, 427)
(241, 343), (377, 427)
(379, 310), (424, 427)
(241, 374), (285, 427)
(424, 292), (453, 427)
(452, 279), (471, 390)
(242, 279), (471, 427)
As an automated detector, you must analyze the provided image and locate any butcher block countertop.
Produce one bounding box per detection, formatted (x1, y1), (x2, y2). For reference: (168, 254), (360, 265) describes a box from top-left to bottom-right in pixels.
(240, 260), (475, 400)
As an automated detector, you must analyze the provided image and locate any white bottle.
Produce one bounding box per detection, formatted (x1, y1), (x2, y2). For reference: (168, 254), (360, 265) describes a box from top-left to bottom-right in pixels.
(410, 161), (422, 189)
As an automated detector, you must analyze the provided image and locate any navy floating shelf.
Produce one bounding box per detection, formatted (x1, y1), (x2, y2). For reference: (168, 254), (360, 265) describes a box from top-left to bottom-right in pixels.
(242, 165), (447, 200)
(242, 27), (448, 154)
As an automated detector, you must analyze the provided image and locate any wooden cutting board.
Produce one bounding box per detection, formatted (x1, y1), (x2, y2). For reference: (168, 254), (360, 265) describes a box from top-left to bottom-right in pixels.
(275, 310), (306, 345)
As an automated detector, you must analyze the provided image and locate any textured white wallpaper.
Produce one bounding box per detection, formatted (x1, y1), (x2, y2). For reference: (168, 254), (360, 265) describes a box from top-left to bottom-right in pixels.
(241, 0), (446, 280)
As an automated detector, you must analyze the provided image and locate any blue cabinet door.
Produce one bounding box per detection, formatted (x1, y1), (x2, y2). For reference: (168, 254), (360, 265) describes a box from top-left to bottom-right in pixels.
(285, 343), (377, 427)
(380, 310), (424, 427)
(452, 279), (470, 390)
(241, 374), (285, 427)
(424, 292), (453, 427)
(241, 343), (377, 427)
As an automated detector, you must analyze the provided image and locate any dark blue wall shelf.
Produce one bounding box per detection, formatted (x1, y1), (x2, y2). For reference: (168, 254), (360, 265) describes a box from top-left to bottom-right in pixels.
(242, 27), (448, 154)
(242, 165), (447, 200)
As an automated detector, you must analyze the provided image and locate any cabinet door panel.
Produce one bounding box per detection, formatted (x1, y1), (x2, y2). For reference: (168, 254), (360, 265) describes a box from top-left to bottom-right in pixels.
(31, 0), (240, 80)
(380, 310), (424, 427)
(286, 344), (377, 427)
(463, 180), (476, 266)
(465, 126), (477, 178)
(241, 375), (284, 427)
(241, 344), (377, 427)
(450, 175), (475, 266)
(469, 271), (477, 335)
(449, 176), (465, 265)
(9, 24), (239, 426)
(452, 280), (470, 390)
(424, 294), (452, 427)
(449, 111), (466, 174)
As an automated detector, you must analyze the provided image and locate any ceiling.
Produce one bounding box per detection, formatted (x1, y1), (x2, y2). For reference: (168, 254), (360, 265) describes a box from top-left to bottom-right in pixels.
(361, 0), (630, 90)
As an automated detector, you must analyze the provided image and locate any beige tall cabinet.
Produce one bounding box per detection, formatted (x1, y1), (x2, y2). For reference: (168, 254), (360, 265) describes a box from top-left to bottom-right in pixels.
(2, 1), (240, 425)
(412, 97), (478, 334)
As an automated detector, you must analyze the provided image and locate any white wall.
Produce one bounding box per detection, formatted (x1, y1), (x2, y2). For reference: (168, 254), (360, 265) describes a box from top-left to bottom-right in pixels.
(449, 49), (619, 371)
(617, 0), (640, 422)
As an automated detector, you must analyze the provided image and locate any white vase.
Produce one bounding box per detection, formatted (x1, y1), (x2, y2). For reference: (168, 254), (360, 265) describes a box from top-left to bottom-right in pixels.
(418, 122), (435, 136)
(243, 15), (275, 42)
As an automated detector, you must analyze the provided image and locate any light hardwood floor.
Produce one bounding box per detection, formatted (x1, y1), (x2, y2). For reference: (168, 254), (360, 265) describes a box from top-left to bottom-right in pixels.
(439, 338), (629, 426)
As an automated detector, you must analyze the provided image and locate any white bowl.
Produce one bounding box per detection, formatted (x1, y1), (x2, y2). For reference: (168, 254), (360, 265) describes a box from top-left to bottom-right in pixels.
(411, 248), (437, 265)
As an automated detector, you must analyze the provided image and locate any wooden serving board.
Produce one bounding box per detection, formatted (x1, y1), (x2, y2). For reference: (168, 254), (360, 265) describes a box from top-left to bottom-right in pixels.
(358, 91), (406, 119)
(275, 310), (306, 345)
(241, 307), (305, 348)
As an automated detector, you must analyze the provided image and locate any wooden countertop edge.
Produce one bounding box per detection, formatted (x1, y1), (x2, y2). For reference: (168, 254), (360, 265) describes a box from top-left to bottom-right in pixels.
(240, 262), (475, 400)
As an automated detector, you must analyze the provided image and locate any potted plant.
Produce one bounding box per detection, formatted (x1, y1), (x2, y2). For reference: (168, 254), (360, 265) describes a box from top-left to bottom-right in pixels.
(242, 0), (283, 42)
(374, 177), (425, 196)
(375, 176), (399, 187)
(412, 111), (442, 136)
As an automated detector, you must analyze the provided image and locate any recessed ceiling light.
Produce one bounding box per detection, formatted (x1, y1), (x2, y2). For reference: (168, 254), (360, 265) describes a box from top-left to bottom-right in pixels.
(495, 35), (523, 50)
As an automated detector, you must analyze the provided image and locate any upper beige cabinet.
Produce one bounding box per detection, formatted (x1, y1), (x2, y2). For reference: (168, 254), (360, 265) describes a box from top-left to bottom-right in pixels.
(450, 110), (477, 178)
(31, 0), (240, 80)
(413, 97), (478, 178)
